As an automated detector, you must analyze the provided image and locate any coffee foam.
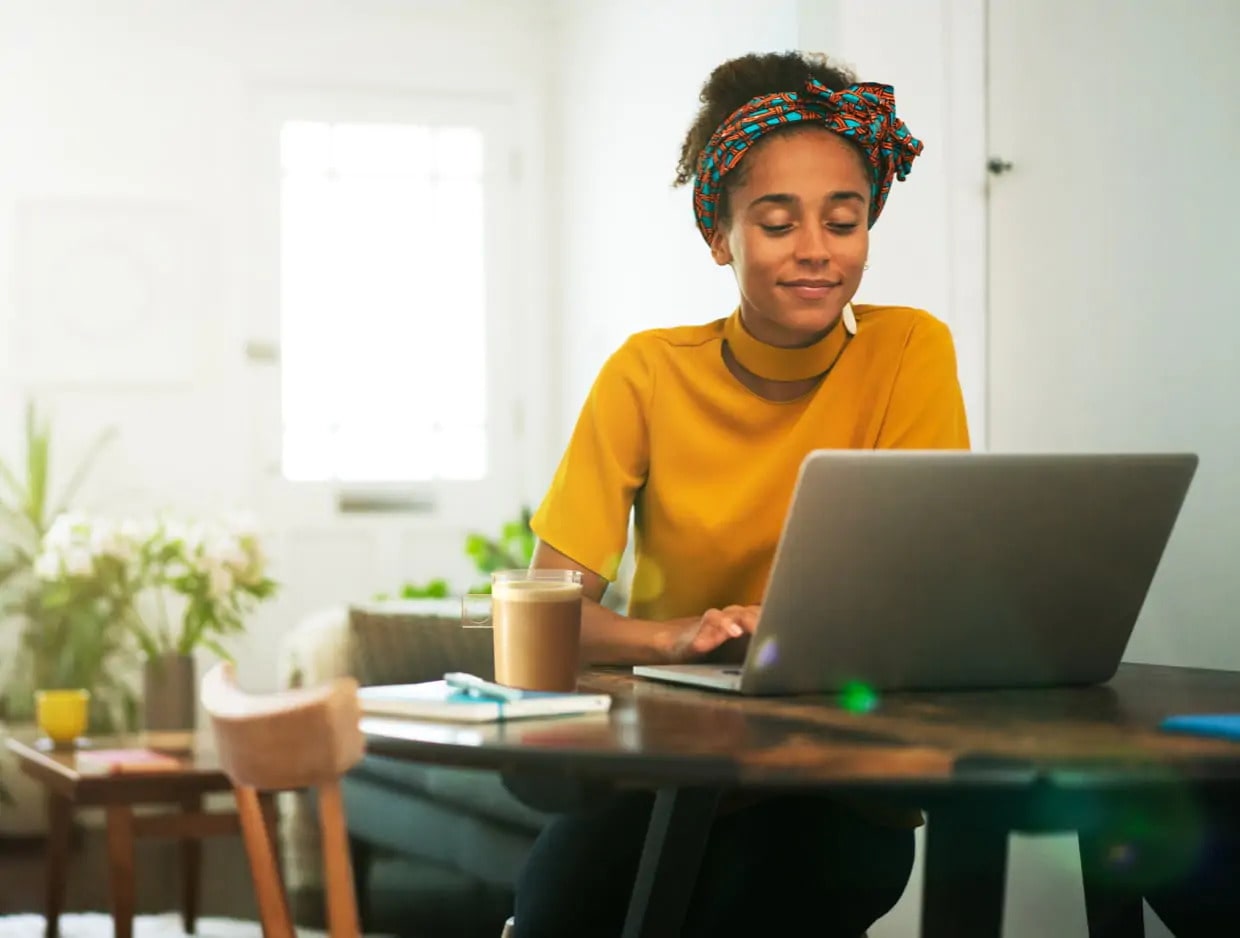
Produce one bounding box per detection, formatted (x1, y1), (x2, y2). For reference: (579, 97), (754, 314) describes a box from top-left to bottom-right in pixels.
(492, 581), (582, 603)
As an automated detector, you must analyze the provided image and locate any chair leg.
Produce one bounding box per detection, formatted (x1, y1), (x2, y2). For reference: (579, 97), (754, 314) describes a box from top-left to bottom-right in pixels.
(348, 834), (373, 931)
(180, 794), (203, 935)
(318, 781), (360, 938)
(1079, 833), (1146, 938)
(235, 785), (296, 938)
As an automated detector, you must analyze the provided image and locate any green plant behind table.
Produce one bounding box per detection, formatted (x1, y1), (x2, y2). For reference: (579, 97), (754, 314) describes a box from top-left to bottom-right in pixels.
(375, 507), (535, 599)
(0, 401), (129, 729)
(464, 505), (535, 593)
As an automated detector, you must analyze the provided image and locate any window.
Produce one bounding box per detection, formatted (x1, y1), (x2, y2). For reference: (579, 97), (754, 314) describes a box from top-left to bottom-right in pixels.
(279, 120), (488, 483)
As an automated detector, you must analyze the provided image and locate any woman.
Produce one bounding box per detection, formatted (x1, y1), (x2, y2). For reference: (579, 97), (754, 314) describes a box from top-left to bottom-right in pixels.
(513, 51), (968, 937)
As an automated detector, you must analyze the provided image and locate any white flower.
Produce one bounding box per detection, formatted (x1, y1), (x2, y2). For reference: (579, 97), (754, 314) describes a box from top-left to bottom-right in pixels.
(205, 560), (234, 601)
(205, 533), (249, 574)
(63, 546), (95, 578)
(224, 510), (260, 540)
(44, 512), (87, 551)
(34, 550), (61, 580)
(119, 517), (158, 546)
(89, 518), (134, 563)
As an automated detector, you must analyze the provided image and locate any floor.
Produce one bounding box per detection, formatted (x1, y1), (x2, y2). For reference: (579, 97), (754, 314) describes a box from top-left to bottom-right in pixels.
(0, 913), (329, 938)
(0, 825), (258, 923)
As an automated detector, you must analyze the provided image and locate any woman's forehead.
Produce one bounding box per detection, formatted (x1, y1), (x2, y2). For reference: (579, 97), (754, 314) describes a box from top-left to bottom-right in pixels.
(737, 130), (871, 195)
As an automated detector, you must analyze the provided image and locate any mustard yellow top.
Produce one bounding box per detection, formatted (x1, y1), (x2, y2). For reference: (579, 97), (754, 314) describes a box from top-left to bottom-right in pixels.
(532, 304), (971, 620)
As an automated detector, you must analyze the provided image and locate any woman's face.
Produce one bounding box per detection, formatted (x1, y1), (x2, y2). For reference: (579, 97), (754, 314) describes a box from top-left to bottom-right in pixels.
(713, 128), (871, 348)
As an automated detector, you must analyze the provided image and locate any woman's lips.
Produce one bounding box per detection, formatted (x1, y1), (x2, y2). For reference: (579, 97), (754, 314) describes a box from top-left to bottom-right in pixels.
(780, 280), (841, 301)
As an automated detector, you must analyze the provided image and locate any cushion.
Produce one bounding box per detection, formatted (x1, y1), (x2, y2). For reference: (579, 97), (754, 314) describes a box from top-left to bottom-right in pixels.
(348, 600), (495, 687)
(349, 754), (548, 834)
(341, 770), (540, 886)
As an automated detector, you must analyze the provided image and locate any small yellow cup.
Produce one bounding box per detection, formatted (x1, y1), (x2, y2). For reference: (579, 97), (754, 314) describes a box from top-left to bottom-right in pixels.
(35, 689), (91, 747)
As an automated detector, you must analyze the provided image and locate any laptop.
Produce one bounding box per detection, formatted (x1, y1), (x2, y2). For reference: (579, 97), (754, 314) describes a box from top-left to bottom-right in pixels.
(633, 450), (1198, 696)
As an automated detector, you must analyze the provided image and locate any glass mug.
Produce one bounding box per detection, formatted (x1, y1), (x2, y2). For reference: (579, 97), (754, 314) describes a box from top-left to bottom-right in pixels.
(462, 569), (584, 692)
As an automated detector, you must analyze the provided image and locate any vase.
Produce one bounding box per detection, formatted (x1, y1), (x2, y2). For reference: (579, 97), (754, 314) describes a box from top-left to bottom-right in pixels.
(143, 653), (197, 732)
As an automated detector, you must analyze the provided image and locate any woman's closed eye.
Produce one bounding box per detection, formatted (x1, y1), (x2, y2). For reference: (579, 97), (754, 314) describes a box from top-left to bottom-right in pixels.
(759, 220), (859, 235)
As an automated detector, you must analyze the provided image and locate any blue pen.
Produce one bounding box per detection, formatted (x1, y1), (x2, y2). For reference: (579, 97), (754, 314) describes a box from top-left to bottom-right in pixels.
(444, 672), (525, 703)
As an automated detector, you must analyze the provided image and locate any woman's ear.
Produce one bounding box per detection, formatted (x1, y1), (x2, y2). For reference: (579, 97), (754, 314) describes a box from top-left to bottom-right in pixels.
(710, 228), (732, 267)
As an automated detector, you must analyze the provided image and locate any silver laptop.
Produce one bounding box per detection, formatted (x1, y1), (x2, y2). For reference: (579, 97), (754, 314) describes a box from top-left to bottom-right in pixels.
(633, 450), (1198, 696)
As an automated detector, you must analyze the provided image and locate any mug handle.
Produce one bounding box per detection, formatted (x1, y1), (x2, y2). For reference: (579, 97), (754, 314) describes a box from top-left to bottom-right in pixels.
(461, 592), (493, 629)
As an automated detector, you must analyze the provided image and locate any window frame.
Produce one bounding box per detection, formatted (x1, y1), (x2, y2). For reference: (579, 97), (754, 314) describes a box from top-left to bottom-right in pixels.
(247, 88), (529, 526)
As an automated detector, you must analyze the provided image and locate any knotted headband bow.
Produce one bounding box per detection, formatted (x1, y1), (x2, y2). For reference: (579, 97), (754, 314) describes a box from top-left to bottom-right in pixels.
(693, 78), (924, 243)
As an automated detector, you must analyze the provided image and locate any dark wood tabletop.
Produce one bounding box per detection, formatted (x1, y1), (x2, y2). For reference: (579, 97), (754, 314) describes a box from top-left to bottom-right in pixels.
(5, 733), (231, 804)
(360, 663), (1240, 791)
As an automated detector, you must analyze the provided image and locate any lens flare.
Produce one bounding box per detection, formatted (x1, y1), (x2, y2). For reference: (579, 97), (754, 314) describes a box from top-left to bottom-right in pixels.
(755, 637), (779, 668)
(629, 558), (666, 603)
(838, 681), (879, 713)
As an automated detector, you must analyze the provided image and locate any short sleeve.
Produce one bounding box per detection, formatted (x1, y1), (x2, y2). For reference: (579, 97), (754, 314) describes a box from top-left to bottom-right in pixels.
(876, 317), (972, 449)
(530, 338), (652, 580)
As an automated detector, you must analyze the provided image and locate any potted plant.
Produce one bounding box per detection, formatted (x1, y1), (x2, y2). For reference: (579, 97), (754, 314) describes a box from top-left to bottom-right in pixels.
(126, 514), (278, 731)
(464, 506), (536, 593)
(0, 402), (128, 732)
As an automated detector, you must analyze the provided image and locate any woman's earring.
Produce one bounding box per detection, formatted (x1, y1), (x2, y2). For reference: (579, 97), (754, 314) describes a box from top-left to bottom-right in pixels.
(863, 264), (870, 271)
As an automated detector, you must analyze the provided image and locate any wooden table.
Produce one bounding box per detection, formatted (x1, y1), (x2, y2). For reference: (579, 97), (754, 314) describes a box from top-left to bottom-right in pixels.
(361, 663), (1240, 938)
(5, 733), (255, 938)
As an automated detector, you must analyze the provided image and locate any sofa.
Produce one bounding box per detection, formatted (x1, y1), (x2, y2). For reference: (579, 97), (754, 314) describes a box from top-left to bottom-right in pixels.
(276, 600), (552, 938)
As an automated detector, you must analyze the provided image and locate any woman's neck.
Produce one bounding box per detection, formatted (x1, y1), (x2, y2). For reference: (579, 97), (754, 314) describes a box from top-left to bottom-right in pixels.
(721, 306), (855, 396)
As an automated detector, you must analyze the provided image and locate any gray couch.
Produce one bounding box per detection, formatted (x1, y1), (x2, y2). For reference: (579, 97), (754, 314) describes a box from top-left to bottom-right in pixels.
(277, 601), (551, 938)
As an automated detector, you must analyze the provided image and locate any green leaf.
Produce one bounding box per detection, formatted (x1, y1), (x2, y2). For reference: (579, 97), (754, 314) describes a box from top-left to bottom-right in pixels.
(48, 425), (119, 521)
(201, 637), (233, 662)
(23, 401), (51, 531)
(0, 453), (26, 509)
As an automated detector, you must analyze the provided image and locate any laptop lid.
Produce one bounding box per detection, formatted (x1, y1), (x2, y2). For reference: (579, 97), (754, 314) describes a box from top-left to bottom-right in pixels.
(736, 451), (1198, 695)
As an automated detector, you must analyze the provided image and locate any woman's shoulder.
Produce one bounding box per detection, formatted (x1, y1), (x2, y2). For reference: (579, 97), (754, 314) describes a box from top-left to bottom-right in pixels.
(853, 304), (951, 334)
(852, 305), (957, 350)
(624, 318), (726, 353)
(601, 318), (726, 370)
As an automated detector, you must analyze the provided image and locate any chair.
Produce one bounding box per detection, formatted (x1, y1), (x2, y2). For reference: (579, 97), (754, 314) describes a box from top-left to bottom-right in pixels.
(200, 661), (366, 938)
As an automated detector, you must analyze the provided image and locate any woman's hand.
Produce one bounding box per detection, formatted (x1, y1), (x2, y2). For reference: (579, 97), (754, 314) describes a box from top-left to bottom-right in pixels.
(665, 605), (761, 663)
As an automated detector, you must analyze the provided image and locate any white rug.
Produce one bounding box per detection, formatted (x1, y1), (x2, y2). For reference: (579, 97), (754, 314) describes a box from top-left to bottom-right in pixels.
(0, 913), (340, 938)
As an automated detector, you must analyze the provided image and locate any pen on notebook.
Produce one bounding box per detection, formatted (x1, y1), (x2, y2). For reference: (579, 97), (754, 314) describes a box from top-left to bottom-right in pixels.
(444, 672), (524, 702)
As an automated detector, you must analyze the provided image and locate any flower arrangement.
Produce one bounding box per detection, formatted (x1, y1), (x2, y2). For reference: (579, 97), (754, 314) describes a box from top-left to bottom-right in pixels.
(125, 513), (278, 661)
(24, 512), (144, 692)
(0, 403), (125, 727)
(30, 511), (278, 662)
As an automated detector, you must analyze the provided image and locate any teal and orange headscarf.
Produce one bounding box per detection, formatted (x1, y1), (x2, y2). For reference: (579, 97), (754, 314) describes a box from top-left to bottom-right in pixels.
(693, 78), (923, 243)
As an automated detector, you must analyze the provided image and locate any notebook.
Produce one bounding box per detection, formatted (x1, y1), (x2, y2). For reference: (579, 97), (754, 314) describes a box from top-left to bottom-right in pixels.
(358, 680), (612, 724)
(75, 748), (184, 775)
(1159, 714), (1240, 741)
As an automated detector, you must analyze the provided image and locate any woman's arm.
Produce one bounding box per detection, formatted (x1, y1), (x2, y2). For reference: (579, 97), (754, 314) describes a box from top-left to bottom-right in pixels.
(531, 541), (758, 666)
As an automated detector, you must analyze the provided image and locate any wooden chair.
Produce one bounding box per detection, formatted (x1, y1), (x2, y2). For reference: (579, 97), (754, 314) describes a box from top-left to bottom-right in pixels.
(200, 661), (366, 938)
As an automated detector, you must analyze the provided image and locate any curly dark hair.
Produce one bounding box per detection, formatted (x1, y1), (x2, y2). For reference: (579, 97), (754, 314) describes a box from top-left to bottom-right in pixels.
(674, 51), (863, 227)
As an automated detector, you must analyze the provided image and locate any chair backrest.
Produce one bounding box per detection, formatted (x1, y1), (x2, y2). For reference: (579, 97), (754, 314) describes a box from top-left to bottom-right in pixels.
(201, 661), (366, 938)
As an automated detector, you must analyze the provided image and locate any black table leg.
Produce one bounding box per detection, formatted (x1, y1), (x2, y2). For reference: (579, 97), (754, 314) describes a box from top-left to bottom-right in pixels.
(922, 808), (1010, 938)
(1079, 833), (1146, 938)
(621, 786), (720, 938)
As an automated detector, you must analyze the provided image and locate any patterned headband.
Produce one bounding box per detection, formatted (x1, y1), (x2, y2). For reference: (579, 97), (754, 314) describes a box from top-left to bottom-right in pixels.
(692, 78), (924, 243)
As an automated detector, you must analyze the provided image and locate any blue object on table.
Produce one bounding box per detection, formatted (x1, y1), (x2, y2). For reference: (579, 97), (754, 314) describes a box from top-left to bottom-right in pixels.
(1160, 713), (1240, 741)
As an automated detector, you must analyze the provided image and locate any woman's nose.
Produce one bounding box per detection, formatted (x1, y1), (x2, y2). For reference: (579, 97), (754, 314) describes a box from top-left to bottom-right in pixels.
(794, 223), (831, 263)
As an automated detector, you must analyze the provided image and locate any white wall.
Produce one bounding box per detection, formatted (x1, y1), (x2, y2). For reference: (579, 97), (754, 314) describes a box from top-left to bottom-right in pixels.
(0, 0), (553, 513)
(545, 0), (802, 462)
(546, 0), (988, 460)
(0, 0), (555, 691)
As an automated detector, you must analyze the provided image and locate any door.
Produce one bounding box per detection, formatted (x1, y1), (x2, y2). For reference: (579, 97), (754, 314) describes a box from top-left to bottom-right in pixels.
(986, 7), (1239, 932)
(986, 0), (1240, 664)
(236, 89), (539, 689)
